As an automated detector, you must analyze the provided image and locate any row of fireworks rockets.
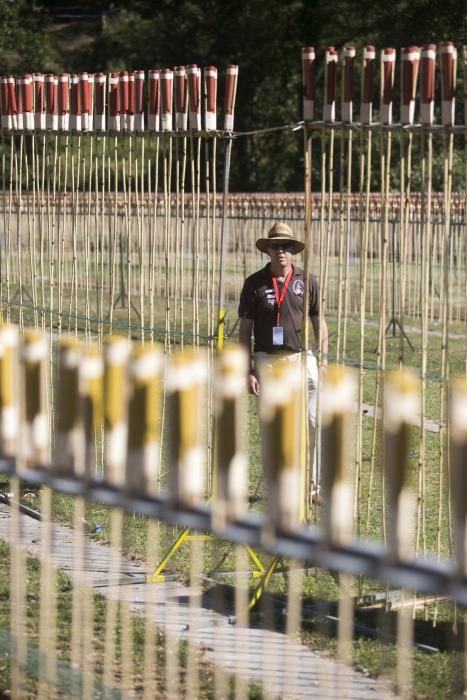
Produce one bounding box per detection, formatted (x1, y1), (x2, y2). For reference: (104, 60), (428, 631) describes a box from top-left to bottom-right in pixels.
(1, 43), (465, 136)
(0, 65), (238, 133)
(2, 324), (467, 568)
(303, 42), (467, 126)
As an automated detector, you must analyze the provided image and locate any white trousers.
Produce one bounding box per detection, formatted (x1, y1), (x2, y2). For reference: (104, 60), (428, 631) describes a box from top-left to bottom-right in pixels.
(254, 350), (319, 489)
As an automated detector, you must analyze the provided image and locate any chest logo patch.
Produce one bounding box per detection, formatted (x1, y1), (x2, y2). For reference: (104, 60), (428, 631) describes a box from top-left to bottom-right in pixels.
(264, 288), (276, 305)
(292, 279), (304, 297)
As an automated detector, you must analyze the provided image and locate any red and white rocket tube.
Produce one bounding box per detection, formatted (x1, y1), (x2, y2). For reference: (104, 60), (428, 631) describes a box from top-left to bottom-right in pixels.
(58, 74), (69, 131)
(15, 78), (23, 130)
(204, 65), (217, 130)
(302, 47), (315, 121)
(439, 41), (457, 126)
(94, 72), (106, 132)
(324, 47), (338, 122)
(420, 44), (436, 125)
(108, 72), (120, 131)
(174, 66), (187, 130)
(160, 68), (173, 131)
(0, 77), (11, 130)
(45, 74), (58, 131)
(224, 64), (238, 131)
(22, 74), (34, 131)
(381, 48), (396, 125)
(187, 64), (201, 130)
(81, 73), (92, 132)
(8, 77), (17, 130)
(341, 44), (356, 122)
(361, 45), (376, 125)
(148, 70), (160, 131)
(34, 73), (45, 130)
(401, 46), (420, 125)
(128, 72), (136, 131)
(119, 70), (129, 131)
(70, 74), (81, 131)
(1, 78), (8, 129)
(134, 70), (145, 132)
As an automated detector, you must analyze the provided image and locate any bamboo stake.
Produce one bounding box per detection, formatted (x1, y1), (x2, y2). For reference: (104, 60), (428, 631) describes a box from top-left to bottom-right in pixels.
(417, 127), (431, 560)
(180, 136), (187, 349)
(84, 135), (93, 342)
(58, 135), (69, 338)
(360, 128), (373, 537)
(335, 126), (346, 362)
(7, 138), (17, 324)
(143, 519), (160, 699)
(39, 134), (46, 333)
(191, 136), (201, 346)
(149, 137), (160, 342)
(373, 127), (392, 544)
(138, 135), (145, 342)
(163, 135), (171, 351)
(98, 135), (107, 344)
(9, 475), (26, 700)
(127, 135), (133, 337)
(341, 127), (353, 358)
(103, 508), (123, 694)
(109, 135), (119, 332)
(37, 487), (57, 700)
(15, 136), (24, 330)
(122, 147), (131, 338)
(434, 130), (454, 627)
(174, 136), (181, 336)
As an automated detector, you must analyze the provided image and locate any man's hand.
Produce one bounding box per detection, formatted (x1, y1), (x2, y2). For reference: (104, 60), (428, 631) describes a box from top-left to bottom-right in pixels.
(319, 363), (328, 378)
(247, 371), (260, 396)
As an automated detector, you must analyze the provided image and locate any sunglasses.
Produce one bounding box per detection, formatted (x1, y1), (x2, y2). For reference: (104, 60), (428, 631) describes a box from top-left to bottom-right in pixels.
(270, 242), (293, 251)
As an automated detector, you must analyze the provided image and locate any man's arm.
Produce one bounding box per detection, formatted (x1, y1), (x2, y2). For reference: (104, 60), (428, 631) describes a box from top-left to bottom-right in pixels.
(239, 317), (260, 396)
(311, 315), (329, 372)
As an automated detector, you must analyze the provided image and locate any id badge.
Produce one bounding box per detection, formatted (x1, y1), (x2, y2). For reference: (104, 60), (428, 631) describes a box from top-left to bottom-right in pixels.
(272, 326), (284, 346)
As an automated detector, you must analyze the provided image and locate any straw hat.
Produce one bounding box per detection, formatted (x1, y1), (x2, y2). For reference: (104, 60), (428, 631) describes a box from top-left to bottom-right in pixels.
(256, 222), (305, 254)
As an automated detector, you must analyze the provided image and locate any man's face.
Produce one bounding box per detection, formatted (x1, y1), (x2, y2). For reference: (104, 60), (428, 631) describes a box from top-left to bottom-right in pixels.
(267, 242), (294, 264)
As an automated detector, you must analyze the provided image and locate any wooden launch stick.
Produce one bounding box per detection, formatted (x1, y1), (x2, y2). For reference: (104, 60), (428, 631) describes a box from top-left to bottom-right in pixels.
(259, 357), (303, 534)
(324, 46), (337, 122)
(212, 345), (248, 531)
(167, 348), (208, 507)
(103, 336), (129, 487)
(126, 344), (163, 496)
(53, 337), (84, 476)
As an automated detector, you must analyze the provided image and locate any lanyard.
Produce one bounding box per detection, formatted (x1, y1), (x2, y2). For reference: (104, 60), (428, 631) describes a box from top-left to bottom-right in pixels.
(272, 268), (292, 325)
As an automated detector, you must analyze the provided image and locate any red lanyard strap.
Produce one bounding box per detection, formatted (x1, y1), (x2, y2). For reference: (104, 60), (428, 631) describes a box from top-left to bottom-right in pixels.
(272, 269), (292, 325)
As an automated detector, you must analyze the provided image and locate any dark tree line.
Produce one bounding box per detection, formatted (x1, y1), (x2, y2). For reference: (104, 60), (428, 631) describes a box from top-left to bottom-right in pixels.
(0, 0), (465, 191)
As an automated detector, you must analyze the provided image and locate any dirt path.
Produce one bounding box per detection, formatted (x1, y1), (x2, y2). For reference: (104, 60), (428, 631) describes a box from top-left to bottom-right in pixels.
(0, 503), (398, 699)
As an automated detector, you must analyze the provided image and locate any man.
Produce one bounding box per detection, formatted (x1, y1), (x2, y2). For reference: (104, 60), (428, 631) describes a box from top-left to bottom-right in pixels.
(238, 221), (328, 494)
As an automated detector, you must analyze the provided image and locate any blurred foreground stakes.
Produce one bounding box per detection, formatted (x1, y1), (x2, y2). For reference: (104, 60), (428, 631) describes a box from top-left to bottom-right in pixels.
(0, 327), (466, 697)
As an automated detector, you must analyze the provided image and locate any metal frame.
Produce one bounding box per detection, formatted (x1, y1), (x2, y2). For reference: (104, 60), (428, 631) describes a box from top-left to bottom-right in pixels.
(2, 460), (466, 605)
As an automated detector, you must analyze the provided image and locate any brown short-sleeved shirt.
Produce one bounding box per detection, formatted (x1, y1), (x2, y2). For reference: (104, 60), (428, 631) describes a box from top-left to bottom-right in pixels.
(238, 263), (320, 354)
